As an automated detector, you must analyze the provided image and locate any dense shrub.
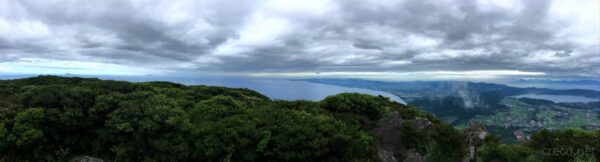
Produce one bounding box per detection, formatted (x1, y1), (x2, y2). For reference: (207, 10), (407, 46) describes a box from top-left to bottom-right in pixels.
(3, 76), (591, 161)
(478, 129), (600, 162)
(525, 129), (599, 162)
(0, 76), (383, 161)
(320, 93), (389, 120)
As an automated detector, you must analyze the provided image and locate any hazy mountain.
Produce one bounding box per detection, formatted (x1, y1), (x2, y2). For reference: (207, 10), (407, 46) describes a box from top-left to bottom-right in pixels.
(303, 78), (600, 143)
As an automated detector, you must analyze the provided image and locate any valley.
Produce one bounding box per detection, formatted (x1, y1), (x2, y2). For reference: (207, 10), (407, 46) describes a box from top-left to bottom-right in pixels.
(303, 78), (600, 143)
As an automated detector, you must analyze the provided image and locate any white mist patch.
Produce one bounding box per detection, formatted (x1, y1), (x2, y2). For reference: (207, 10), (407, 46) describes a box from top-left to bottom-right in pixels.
(447, 82), (483, 109)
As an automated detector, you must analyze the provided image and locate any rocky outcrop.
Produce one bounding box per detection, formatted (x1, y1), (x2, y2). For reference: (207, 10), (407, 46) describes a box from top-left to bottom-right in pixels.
(403, 149), (425, 162)
(72, 156), (104, 162)
(463, 122), (487, 162)
(372, 111), (404, 162)
(408, 118), (432, 132)
(372, 111), (433, 162)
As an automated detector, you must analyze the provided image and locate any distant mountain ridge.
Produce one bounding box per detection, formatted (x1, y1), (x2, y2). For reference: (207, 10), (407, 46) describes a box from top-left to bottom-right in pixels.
(301, 78), (600, 100)
(517, 78), (600, 85)
(302, 78), (600, 143)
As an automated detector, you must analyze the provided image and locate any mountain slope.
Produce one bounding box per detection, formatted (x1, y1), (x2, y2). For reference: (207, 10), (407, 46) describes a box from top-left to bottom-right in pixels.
(0, 76), (465, 161)
(303, 78), (600, 143)
(1, 76), (598, 161)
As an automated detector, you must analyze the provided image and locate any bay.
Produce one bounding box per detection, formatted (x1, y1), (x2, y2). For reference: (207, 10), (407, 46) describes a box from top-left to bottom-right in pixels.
(512, 93), (600, 103)
(1, 74), (406, 104)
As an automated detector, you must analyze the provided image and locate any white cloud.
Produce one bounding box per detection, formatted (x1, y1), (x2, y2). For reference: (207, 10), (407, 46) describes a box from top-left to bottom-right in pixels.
(549, 0), (600, 46)
(0, 0), (597, 80)
(407, 34), (440, 49)
(413, 48), (487, 61)
(213, 15), (291, 56)
(265, 0), (335, 15)
(380, 60), (412, 67)
(476, 0), (524, 13)
(0, 19), (50, 42)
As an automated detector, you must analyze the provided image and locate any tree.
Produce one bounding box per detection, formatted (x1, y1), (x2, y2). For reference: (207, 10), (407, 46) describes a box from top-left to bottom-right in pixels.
(320, 93), (389, 120)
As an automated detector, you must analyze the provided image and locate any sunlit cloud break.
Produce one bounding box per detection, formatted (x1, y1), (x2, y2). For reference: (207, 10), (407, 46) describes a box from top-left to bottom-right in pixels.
(0, 58), (158, 75)
(241, 70), (546, 81)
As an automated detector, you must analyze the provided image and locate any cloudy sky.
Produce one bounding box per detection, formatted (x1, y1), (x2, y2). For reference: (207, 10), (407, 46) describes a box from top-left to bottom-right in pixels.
(0, 0), (598, 80)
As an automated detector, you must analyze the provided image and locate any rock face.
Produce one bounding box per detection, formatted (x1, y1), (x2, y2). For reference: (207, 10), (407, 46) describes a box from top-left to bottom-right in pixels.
(409, 119), (432, 132)
(73, 156), (104, 162)
(372, 111), (404, 162)
(403, 149), (425, 162)
(463, 122), (487, 162)
(372, 111), (432, 162)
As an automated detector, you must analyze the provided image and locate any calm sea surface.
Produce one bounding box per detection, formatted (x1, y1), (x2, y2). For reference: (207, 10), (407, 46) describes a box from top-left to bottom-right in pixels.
(512, 94), (600, 103)
(506, 83), (600, 91)
(0, 75), (406, 104)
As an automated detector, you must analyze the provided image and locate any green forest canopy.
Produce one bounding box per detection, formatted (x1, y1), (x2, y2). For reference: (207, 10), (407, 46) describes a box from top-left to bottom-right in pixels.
(0, 76), (598, 161)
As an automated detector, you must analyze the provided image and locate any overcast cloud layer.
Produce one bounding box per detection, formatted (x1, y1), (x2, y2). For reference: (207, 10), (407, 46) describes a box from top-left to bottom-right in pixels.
(0, 0), (598, 80)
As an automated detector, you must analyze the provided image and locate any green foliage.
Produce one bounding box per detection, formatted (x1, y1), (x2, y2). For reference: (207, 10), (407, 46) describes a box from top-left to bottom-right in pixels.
(0, 76), (390, 161)
(392, 105), (440, 123)
(319, 93), (393, 130)
(370, 106), (469, 161)
(4, 76), (595, 162)
(12, 108), (46, 147)
(525, 129), (599, 162)
(427, 123), (467, 162)
(190, 107), (377, 161)
(0, 108), (49, 161)
(477, 129), (600, 162)
(479, 144), (538, 162)
(100, 92), (191, 161)
(269, 100), (326, 115)
(479, 135), (537, 162)
(320, 93), (389, 121)
(398, 122), (428, 155)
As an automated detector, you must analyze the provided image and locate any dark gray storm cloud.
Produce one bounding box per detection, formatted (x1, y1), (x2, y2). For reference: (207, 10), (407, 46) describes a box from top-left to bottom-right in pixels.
(0, 0), (598, 79)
